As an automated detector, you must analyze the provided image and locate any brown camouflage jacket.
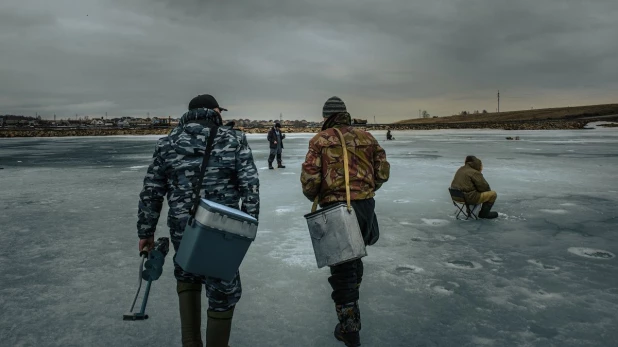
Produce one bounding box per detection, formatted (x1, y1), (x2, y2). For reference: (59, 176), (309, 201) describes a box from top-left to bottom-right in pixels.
(301, 113), (390, 205)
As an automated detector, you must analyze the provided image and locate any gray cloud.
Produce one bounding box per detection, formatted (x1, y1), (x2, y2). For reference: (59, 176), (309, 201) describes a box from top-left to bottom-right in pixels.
(1, 0), (616, 121)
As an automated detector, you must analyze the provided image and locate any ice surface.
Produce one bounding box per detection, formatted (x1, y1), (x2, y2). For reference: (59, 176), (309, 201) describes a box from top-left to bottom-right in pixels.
(1, 127), (618, 346)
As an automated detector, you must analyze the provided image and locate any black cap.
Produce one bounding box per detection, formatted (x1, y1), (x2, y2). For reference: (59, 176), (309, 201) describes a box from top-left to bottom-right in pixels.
(188, 94), (228, 111)
(275, 122), (281, 128)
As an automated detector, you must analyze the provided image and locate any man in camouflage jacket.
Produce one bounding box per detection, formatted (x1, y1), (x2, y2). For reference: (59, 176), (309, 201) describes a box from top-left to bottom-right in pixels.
(300, 96), (390, 346)
(137, 94), (259, 347)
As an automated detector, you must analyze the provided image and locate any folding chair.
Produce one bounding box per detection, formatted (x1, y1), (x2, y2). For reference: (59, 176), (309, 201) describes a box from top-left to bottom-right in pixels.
(448, 188), (479, 220)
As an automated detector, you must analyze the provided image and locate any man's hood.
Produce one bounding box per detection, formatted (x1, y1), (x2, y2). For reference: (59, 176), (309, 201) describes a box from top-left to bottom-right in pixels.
(466, 157), (483, 171)
(169, 108), (223, 156)
(322, 112), (352, 130)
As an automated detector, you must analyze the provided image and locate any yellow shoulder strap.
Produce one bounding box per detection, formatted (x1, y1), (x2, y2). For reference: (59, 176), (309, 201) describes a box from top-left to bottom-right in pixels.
(311, 128), (352, 213)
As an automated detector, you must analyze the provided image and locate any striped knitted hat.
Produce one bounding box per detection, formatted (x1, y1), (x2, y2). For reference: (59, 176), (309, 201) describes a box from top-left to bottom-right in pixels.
(322, 96), (347, 118)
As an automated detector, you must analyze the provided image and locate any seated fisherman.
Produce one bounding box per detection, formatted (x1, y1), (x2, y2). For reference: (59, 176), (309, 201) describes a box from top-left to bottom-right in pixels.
(450, 155), (499, 219)
(386, 130), (393, 140)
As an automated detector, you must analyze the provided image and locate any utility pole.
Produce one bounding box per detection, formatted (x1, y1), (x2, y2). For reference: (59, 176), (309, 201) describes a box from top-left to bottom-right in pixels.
(280, 113), (282, 122)
(497, 90), (500, 113)
(374, 115), (376, 124)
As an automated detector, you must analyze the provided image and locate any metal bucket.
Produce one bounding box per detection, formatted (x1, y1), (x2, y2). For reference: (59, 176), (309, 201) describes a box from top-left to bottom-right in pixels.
(304, 202), (367, 268)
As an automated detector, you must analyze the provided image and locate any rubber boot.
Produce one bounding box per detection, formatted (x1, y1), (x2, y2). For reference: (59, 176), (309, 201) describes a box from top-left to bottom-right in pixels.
(177, 282), (204, 347)
(206, 307), (234, 347)
(334, 302), (361, 346)
(478, 202), (499, 219)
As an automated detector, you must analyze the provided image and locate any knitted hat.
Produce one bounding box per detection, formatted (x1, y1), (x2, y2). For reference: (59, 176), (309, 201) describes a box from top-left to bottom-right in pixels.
(275, 122), (281, 128)
(188, 94), (228, 111)
(322, 96), (347, 118)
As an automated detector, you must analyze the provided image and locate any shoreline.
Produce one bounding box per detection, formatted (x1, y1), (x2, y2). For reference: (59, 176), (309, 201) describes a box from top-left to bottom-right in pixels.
(1, 118), (616, 138)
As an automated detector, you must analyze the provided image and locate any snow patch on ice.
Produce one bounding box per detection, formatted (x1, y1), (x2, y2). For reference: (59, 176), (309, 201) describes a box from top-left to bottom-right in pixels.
(527, 259), (560, 271)
(421, 218), (449, 226)
(567, 247), (615, 260)
(395, 264), (425, 274)
(434, 234), (457, 241)
(393, 199), (410, 203)
(446, 260), (483, 270)
(275, 207), (295, 214)
(430, 281), (459, 295)
(560, 203), (577, 206)
(432, 286), (453, 295)
(540, 209), (568, 214)
(484, 255), (504, 264)
(280, 172), (296, 175)
(497, 212), (526, 221)
(129, 165), (147, 170)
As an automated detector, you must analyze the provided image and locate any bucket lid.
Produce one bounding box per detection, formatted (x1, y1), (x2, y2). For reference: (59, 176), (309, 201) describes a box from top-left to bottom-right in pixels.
(199, 199), (258, 223)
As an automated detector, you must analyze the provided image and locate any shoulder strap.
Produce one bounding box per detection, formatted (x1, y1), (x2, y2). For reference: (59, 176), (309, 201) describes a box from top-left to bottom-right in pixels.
(334, 128), (352, 212)
(311, 128), (351, 213)
(190, 126), (219, 216)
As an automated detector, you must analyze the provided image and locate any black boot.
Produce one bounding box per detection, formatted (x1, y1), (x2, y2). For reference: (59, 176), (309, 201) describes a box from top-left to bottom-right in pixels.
(277, 162), (286, 169)
(268, 161), (274, 170)
(334, 302), (361, 346)
(478, 202), (499, 219)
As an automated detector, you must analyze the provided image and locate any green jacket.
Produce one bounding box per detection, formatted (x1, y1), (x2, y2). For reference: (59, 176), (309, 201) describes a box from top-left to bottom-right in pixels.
(450, 157), (491, 204)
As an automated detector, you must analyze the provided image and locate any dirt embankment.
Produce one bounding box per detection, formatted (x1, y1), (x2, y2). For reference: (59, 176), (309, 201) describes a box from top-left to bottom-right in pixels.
(396, 103), (618, 124)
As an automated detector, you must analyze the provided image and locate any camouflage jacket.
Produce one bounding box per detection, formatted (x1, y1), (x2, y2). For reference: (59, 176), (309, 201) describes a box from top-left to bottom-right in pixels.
(300, 112), (390, 205)
(137, 108), (260, 239)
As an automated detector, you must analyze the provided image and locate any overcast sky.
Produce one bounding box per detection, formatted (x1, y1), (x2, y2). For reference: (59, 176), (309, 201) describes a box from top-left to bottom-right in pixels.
(1, 0), (617, 122)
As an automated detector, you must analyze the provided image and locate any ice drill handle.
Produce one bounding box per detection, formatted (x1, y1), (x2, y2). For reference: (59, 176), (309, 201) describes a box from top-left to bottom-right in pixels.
(139, 246), (149, 257)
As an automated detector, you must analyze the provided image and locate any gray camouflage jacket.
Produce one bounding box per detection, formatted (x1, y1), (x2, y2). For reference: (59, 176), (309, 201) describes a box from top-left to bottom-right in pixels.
(137, 108), (260, 240)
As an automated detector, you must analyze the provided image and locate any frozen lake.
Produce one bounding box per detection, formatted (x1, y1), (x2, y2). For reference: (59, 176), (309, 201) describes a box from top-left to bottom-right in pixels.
(1, 126), (617, 347)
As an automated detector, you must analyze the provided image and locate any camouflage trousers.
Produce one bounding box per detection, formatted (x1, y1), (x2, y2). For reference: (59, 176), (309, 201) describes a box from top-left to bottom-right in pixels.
(171, 237), (242, 312)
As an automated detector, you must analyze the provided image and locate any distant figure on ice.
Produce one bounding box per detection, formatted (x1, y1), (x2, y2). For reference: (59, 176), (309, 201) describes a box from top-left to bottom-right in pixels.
(386, 129), (393, 140)
(267, 122), (286, 169)
(450, 155), (499, 219)
(301, 96), (390, 346)
(136, 94), (260, 346)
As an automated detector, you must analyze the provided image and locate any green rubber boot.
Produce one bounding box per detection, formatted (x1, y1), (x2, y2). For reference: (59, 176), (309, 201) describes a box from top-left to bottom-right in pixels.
(177, 282), (204, 347)
(206, 307), (235, 347)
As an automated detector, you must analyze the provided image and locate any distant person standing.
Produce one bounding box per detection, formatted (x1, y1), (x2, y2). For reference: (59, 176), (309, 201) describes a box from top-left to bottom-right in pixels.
(301, 96), (390, 346)
(386, 129), (393, 140)
(267, 122), (286, 169)
(450, 155), (499, 219)
(137, 94), (260, 346)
